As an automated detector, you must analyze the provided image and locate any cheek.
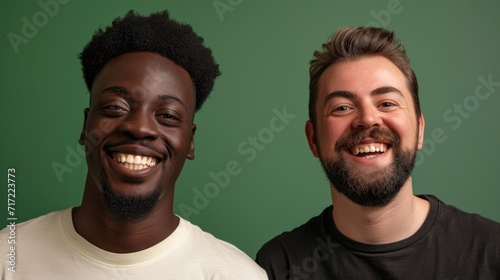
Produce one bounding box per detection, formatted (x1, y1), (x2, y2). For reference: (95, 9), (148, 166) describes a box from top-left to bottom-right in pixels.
(162, 128), (192, 153)
(83, 116), (119, 158)
(84, 120), (107, 149)
(324, 118), (351, 138)
(317, 119), (348, 153)
(384, 115), (418, 146)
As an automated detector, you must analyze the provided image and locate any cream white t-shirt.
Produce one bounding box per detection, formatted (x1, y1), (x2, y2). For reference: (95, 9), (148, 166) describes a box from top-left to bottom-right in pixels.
(1, 208), (267, 279)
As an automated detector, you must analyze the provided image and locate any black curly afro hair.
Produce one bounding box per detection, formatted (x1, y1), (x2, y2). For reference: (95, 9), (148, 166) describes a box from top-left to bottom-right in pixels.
(78, 10), (220, 112)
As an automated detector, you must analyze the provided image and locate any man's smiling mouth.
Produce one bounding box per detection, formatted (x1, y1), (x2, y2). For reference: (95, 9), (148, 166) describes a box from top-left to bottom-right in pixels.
(111, 152), (158, 170)
(349, 143), (388, 159)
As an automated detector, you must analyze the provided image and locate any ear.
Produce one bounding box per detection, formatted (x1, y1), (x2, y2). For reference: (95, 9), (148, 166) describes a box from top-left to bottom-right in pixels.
(187, 124), (196, 160)
(417, 114), (425, 150)
(305, 120), (319, 158)
(78, 108), (89, 145)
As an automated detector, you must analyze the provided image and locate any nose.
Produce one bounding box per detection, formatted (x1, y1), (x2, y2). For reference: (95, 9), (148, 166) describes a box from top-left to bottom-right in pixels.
(118, 109), (160, 140)
(352, 105), (382, 129)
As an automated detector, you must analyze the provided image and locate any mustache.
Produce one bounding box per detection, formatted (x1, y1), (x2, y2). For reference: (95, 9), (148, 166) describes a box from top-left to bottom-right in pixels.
(104, 140), (165, 155)
(334, 127), (400, 152)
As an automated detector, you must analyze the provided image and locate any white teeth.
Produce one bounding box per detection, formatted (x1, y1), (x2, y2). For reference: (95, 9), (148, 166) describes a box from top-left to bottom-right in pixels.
(134, 156), (142, 164)
(361, 155), (377, 159)
(126, 154), (134, 164)
(351, 144), (388, 156)
(112, 152), (158, 170)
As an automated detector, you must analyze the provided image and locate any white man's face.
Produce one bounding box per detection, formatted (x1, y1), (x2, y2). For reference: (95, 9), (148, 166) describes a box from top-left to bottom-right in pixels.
(305, 55), (425, 206)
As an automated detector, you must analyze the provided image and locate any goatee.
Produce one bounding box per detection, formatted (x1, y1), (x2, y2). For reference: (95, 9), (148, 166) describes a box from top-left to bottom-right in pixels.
(320, 127), (417, 207)
(100, 172), (161, 222)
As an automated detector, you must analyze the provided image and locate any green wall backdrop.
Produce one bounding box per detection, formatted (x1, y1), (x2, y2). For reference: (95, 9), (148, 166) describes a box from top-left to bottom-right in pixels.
(1, 0), (499, 259)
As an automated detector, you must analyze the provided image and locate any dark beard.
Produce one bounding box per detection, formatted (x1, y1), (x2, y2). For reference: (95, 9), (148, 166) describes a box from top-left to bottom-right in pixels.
(320, 128), (417, 207)
(100, 172), (161, 223)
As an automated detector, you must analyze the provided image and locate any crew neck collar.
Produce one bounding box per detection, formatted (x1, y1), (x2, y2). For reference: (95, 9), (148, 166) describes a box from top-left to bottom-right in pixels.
(327, 195), (439, 253)
(60, 208), (188, 266)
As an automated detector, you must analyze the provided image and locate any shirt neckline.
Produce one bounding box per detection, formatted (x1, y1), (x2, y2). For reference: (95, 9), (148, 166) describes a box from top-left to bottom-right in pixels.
(327, 194), (439, 253)
(60, 208), (188, 267)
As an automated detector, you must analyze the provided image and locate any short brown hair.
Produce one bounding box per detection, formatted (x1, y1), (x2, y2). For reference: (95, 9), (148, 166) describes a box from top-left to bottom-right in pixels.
(308, 26), (420, 126)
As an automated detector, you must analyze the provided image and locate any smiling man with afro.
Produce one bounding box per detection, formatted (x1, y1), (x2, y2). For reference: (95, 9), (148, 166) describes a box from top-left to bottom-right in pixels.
(0, 9), (268, 279)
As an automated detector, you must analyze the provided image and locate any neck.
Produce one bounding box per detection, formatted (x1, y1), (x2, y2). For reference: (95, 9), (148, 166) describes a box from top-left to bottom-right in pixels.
(72, 177), (179, 253)
(331, 179), (429, 244)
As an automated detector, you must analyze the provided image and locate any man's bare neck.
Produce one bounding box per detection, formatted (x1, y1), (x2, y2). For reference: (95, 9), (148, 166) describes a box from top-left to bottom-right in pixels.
(72, 182), (179, 253)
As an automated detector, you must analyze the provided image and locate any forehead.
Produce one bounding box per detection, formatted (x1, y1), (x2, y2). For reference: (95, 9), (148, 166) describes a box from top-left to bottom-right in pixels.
(318, 55), (410, 102)
(90, 52), (195, 108)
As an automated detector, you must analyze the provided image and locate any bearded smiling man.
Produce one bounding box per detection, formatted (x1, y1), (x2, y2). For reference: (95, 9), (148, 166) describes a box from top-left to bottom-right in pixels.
(0, 10), (267, 279)
(256, 27), (500, 279)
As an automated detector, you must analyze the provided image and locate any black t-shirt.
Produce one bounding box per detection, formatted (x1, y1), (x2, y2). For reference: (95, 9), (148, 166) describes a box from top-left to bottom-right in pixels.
(256, 195), (500, 280)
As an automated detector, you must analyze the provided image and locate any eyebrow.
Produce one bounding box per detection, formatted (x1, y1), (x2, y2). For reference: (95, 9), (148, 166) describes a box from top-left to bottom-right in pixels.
(99, 86), (185, 107)
(158, 94), (184, 106)
(372, 86), (404, 97)
(99, 86), (130, 95)
(324, 86), (404, 103)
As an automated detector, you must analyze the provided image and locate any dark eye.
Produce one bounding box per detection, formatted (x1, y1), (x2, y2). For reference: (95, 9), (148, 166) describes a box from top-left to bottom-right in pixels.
(157, 113), (182, 126)
(332, 105), (353, 114)
(160, 114), (176, 119)
(101, 104), (127, 115)
(380, 102), (396, 107)
(104, 105), (124, 110)
(335, 106), (350, 111)
(329, 105), (353, 116)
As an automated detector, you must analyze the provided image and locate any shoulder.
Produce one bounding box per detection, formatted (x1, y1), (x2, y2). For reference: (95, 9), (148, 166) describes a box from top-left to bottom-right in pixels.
(179, 217), (268, 279)
(426, 195), (500, 248)
(423, 195), (500, 275)
(256, 206), (333, 272)
(181, 217), (249, 258)
(430, 195), (500, 231)
(258, 206), (332, 255)
(1, 209), (68, 246)
(1, 209), (66, 235)
(1, 209), (69, 274)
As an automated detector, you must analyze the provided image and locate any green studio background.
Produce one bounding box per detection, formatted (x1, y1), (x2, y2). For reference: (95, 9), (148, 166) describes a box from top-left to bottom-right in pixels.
(1, 0), (499, 259)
